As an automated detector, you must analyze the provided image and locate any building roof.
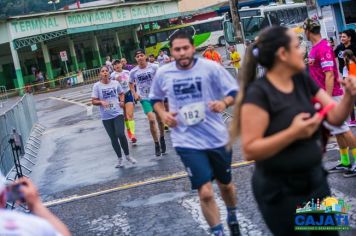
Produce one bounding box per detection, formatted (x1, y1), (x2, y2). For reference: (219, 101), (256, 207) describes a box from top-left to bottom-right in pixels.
(7, 0), (176, 20)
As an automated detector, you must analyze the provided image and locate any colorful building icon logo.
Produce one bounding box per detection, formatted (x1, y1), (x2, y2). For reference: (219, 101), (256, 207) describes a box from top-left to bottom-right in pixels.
(295, 197), (351, 231)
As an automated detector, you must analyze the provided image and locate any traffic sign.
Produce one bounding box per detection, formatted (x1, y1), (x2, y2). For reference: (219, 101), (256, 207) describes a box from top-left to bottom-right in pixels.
(60, 51), (68, 62)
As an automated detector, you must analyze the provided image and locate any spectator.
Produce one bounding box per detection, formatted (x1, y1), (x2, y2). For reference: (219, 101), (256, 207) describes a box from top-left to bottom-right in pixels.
(31, 65), (37, 76)
(203, 44), (223, 65)
(0, 173), (71, 236)
(334, 30), (356, 75)
(228, 45), (241, 73)
(344, 49), (356, 78)
(35, 70), (46, 90)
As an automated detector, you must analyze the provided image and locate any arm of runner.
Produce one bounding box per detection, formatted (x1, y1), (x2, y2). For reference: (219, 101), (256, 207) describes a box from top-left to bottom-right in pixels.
(91, 84), (109, 107)
(341, 75), (356, 95)
(129, 71), (140, 101)
(153, 101), (177, 127)
(241, 104), (322, 161)
(209, 92), (236, 113)
(92, 98), (109, 107)
(164, 55), (170, 63)
(129, 83), (140, 101)
(320, 51), (336, 96)
(315, 79), (356, 126)
(16, 178), (71, 236)
(324, 71), (334, 96)
(150, 69), (177, 127)
(209, 64), (239, 113)
(117, 83), (125, 108)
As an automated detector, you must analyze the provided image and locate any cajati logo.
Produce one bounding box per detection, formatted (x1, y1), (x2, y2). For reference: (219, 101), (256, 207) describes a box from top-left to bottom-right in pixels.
(294, 197), (351, 231)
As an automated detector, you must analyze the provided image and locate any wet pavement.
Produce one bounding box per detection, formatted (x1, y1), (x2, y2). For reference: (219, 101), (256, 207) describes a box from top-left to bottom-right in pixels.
(27, 85), (356, 236)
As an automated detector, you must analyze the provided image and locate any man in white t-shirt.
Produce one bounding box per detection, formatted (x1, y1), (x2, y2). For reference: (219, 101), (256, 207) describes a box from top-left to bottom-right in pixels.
(157, 50), (170, 66)
(150, 32), (240, 236)
(129, 49), (166, 157)
(0, 173), (71, 236)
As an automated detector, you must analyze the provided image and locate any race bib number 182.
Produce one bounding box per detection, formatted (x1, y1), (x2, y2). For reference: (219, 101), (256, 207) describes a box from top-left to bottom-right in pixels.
(179, 102), (206, 126)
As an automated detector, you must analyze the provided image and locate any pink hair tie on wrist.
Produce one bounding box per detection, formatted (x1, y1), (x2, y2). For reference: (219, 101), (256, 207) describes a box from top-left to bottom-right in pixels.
(318, 103), (336, 119)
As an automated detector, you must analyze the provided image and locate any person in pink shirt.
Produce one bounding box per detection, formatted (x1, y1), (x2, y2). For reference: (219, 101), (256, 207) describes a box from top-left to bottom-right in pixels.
(305, 18), (356, 178)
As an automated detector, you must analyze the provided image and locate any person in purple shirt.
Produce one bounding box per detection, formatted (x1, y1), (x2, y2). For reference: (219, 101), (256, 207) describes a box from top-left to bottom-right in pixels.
(120, 58), (134, 71)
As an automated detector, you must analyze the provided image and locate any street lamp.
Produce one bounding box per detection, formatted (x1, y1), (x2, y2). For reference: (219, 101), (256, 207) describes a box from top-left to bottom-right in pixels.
(48, 0), (60, 11)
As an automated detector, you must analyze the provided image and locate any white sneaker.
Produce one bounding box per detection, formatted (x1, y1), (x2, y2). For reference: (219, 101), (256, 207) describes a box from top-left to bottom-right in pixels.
(126, 155), (137, 164)
(115, 158), (124, 168)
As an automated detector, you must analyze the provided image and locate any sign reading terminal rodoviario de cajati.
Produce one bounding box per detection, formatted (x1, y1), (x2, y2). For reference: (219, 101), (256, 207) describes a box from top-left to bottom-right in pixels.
(8, 1), (178, 40)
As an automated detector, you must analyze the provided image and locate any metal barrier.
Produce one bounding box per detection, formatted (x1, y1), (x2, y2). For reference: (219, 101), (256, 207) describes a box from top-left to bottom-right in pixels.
(82, 68), (100, 85)
(0, 86), (8, 108)
(0, 94), (38, 176)
(225, 66), (238, 80)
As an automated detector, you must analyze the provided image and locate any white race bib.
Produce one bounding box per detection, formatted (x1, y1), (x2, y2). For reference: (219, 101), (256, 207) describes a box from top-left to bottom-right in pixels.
(105, 100), (116, 111)
(179, 102), (206, 126)
(140, 85), (150, 97)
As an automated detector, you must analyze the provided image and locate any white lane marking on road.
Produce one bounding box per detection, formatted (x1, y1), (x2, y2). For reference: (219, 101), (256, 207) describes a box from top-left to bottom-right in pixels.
(49, 96), (88, 108)
(61, 90), (91, 99)
(88, 212), (131, 235)
(49, 96), (93, 116)
(180, 194), (263, 236)
(121, 192), (188, 208)
(331, 188), (356, 228)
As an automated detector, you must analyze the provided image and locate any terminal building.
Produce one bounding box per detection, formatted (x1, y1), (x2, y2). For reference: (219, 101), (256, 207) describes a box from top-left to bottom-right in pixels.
(0, 0), (355, 93)
(0, 0), (289, 92)
(0, 0), (180, 92)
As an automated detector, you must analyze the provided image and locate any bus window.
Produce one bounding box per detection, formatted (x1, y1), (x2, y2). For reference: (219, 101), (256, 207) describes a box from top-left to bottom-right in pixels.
(144, 35), (157, 47)
(199, 22), (210, 34)
(183, 26), (196, 37)
(156, 32), (168, 43)
(240, 9), (262, 18)
(292, 9), (299, 22)
(210, 20), (223, 31)
(268, 12), (279, 25)
(223, 21), (236, 44)
(241, 17), (265, 41)
(282, 10), (289, 24)
(297, 8), (304, 22)
(277, 10), (285, 25)
(301, 7), (308, 20)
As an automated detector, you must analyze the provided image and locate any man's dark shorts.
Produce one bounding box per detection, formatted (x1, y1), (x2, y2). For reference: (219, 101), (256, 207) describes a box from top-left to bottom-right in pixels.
(124, 91), (134, 104)
(175, 146), (232, 190)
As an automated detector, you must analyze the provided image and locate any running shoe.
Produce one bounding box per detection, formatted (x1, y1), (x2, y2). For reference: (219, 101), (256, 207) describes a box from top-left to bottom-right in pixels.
(131, 135), (137, 144)
(328, 163), (351, 173)
(160, 136), (166, 154)
(127, 130), (132, 140)
(115, 158), (124, 168)
(343, 163), (356, 178)
(155, 142), (161, 157)
(228, 222), (241, 236)
(126, 155), (137, 164)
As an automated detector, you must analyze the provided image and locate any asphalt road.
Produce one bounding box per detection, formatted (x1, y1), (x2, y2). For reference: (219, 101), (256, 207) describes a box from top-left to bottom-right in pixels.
(28, 83), (356, 236)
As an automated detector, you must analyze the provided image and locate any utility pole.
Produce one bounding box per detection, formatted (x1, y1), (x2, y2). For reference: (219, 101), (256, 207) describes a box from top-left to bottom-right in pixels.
(229, 0), (244, 44)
